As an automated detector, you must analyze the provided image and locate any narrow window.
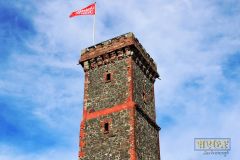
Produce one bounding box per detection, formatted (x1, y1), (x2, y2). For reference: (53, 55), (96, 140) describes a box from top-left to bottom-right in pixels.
(106, 73), (111, 81)
(104, 122), (109, 133)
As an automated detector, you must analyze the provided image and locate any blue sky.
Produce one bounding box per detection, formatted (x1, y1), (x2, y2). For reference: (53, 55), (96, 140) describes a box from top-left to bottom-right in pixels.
(0, 0), (240, 159)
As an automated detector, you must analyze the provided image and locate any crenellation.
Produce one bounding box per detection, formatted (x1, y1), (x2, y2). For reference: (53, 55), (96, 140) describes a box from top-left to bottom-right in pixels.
(82, 46), (138, 72)
(117, 50), (124, 60)
(80, 33), (159, 79)
(96, 56), (103, 66)
(103, 53), (110, 64)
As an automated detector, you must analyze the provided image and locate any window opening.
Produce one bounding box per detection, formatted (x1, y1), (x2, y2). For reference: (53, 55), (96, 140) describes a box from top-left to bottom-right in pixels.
(106, 73), (111, 81)
(104, 122), (109, 133)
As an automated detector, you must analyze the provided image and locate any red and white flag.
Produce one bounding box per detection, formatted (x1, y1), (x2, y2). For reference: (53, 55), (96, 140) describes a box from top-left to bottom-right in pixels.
(69, 3), (96, 18)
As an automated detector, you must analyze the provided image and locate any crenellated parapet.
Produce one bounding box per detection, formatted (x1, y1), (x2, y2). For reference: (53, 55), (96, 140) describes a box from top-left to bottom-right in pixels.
(79, 32), (159, 82)
(81, 46), (133, 71)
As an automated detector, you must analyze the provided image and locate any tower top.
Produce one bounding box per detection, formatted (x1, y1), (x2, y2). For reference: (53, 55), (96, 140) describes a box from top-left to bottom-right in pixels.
(79, 32), (159, 78)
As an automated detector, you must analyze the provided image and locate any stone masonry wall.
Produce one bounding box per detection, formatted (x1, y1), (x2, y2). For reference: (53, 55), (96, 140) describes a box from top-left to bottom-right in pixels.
(79, 33), (160, 160)
(133, 60), (156, 120)
(87, 59), (129, 112)
(81, 110), (131, 160)
(135, 111), (159, 160)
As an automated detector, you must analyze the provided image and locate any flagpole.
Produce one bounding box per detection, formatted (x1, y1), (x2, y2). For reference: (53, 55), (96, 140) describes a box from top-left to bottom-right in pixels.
(93, 2), (96, 44)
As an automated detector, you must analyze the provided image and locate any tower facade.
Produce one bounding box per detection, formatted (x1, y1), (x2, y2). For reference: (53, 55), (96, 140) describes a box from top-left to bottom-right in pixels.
(78, 33), (160, 160)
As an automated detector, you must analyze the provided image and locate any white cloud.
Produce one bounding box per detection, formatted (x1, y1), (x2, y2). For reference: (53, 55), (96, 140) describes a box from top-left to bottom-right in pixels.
(1, 0), (240, 159)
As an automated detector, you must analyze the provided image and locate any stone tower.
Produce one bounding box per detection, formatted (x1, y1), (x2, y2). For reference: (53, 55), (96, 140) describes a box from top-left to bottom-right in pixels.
(78, 33), (160, 160)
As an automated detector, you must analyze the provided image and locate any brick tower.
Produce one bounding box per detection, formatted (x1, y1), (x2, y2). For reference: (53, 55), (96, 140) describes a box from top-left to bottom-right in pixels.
(78, 32), (161, 160)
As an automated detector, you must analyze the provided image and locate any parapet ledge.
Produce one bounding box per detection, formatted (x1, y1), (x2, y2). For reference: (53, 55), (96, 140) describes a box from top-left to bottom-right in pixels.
(79, 32), (159, 78)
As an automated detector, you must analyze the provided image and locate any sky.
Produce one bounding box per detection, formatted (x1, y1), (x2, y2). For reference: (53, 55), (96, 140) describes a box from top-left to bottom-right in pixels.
(0, 0), (240, 160)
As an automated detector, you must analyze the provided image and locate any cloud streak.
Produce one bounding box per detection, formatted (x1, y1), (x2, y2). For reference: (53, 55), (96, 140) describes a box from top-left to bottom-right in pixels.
(0, 0), (239, 159)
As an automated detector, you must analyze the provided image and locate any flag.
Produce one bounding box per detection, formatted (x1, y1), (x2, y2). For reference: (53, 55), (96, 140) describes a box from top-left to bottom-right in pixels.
(69, 3), (96, 18)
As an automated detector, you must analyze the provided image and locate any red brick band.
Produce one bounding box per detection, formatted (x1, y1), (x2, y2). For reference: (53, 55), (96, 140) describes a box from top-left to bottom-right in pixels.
(85, 101), (136, 120)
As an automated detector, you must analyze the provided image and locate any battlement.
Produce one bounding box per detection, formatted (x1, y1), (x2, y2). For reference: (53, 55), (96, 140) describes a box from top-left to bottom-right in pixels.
(79, 32), (159, 78)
